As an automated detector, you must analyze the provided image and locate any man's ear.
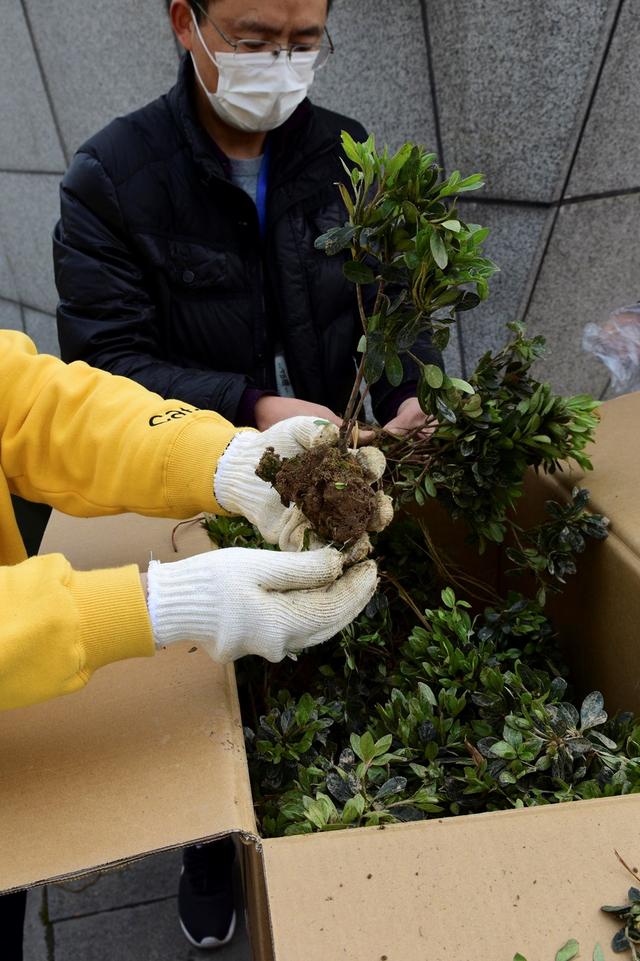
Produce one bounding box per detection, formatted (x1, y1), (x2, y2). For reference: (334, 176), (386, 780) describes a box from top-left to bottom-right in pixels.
(170, 0), (196, 52)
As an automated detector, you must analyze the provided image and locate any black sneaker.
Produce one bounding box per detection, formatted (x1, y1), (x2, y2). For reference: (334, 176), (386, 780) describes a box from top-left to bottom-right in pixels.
(179, 839), (237, 949)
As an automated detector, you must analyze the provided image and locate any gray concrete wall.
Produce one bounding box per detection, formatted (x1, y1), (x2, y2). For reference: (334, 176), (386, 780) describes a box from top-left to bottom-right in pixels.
(1, 0), (638, 397)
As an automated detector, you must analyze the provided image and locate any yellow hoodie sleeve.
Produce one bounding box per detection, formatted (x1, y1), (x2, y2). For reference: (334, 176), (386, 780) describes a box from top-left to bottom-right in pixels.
(0, 555), (154, 711)
(0, 330), (247, 711)
(0, 330), (239, 518)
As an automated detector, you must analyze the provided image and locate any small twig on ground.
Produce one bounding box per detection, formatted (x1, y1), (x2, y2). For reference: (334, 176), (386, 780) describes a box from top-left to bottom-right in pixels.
(615, 849), (640, 884)
(171, 515), (205, 552)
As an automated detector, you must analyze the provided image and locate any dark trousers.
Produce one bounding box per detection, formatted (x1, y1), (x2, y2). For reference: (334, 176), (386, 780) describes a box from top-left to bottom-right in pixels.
(0, 890), (27, 961)
(4, 498), (51, 959)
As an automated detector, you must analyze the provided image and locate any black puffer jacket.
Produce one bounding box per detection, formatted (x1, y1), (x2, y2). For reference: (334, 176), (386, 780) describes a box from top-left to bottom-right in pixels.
(55, 56), (441, 423)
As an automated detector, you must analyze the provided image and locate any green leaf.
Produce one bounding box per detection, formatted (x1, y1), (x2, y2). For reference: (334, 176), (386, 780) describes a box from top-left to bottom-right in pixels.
(442, 219), (461, 232)
(295, 693), (316, 726)
(385, 350), (404, 387)
(423, 475), (437, 497)
(612, 929), (631, 952)
(456, 173), (485, 193)
(489, 741), (517, 760)
(342, 794), (365, 824)
(343, 260), (376, 285)
(385, 142), (413, 179)
(457, 290), (481, 312)
(430, 230), (448, 269)
(402, 201), (419, 224)
(356, 335), (367, 353)
(431, 327), (451, 351)
(441, 587), (456, 608)
(375, 776), (407, 800)
(341, 130), (362, 166)
(314, 224), (357, 256)
(467, 224), (490, 244)
(436, 395), (457, 423)
(580, 691), (607, 730)
(513, 955), (528, 961)
(424, 364), (444, 389)
(337, 182), (355, 217)
(503, 726), (523, 749)
(555, 939), (580, 961)
(359, 731), (376, 763)
(449, 377), (475, 395)
(593, 945), (605, 961)
(374, 734), (393, 756)
(364, 330), (385, 385)
(418, 683), (437, 706)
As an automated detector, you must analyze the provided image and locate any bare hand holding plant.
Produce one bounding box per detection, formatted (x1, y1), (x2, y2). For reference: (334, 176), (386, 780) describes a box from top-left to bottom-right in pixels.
(254, 395), (342, 432)
(383, 396), (436, 439)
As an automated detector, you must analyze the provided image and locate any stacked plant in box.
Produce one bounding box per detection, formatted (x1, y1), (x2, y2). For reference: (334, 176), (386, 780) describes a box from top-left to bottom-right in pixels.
(204, 134), (640, 837)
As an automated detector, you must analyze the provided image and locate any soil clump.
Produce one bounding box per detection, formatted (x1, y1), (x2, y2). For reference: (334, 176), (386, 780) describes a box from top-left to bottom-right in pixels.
(256, 444), (375, 544)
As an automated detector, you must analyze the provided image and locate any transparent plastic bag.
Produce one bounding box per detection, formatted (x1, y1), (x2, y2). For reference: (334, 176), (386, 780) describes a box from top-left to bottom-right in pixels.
(583, 303), (640, 395)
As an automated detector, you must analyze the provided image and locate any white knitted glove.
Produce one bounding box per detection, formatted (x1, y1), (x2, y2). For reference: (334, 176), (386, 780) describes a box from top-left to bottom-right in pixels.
(147, 547), (378, 663)
(214, 417), (393, 551)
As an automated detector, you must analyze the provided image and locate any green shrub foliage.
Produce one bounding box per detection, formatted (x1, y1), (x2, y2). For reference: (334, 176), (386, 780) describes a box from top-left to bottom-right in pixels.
(205, 136), (639, 837)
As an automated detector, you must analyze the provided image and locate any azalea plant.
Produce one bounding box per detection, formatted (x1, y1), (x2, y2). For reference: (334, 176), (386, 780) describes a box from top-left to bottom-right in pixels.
(205, 134), (640, 839)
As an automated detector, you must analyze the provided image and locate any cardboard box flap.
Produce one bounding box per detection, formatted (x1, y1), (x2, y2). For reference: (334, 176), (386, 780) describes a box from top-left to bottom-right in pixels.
(512, 395), (640, 714)
(546, 392), (640, 558)
(0, 646), (256, 893)
(262, 795), (640, 961)
(39, 508), (213, 570)
(0, 512), (255, 893)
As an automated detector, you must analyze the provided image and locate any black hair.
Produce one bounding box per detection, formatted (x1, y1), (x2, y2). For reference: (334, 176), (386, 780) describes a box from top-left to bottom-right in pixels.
(182, 0), (333, 24)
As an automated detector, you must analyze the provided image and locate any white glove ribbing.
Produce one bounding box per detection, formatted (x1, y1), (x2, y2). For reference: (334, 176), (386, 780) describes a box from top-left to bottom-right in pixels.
(147, 547), (378, 664)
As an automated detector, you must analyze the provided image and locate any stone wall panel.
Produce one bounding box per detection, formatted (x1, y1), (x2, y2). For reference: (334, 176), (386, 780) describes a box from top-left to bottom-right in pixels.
(525, 193), (640, 396)
(429, 0), (615, 201)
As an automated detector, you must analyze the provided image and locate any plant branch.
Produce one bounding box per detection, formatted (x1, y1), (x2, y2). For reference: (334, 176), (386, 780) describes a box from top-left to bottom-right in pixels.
(356, 278), (368, 335)
(340, 353), (368, 448)
(381, 570), (430, 629)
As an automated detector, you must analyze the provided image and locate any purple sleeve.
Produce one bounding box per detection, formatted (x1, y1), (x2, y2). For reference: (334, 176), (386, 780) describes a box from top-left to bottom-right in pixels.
(235, 388), (276, 428)
(375, 382), (418, 426)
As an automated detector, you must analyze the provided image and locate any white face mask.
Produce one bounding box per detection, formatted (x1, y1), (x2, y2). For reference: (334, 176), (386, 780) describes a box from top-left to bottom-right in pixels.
(190, 13), (317, 133)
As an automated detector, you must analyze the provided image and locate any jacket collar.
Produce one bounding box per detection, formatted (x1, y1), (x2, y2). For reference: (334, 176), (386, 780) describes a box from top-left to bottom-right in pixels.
(167, 55), (336, 188)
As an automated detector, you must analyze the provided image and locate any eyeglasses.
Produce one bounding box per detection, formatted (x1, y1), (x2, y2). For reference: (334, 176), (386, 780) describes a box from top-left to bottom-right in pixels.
(192, 1), (335, 70)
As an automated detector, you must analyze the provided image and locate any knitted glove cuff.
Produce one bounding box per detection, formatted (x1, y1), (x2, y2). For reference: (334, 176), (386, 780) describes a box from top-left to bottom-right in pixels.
(147, 557), (220, 654)
(213, 431), (263, 516)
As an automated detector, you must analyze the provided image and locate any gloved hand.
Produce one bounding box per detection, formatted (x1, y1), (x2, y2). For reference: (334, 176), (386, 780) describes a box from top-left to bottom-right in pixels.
(214, 417), (393, 551)
(147, 546), (378, 663)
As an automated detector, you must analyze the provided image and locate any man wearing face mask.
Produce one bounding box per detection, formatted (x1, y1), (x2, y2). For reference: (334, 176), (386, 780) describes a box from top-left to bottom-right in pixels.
(55, 0), (442, 439)
(53, 0), (442, 948)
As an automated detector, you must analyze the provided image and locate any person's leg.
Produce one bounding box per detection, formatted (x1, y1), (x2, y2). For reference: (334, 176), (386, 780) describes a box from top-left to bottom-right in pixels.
(0, 889), (27, 961)
(178, 838), (236, 949)
(4, 501), (48, 960)
(10, 496), (52, 557)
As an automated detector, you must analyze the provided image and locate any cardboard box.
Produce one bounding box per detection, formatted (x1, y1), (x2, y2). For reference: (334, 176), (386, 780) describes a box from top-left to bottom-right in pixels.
(1, 394), (639, 960)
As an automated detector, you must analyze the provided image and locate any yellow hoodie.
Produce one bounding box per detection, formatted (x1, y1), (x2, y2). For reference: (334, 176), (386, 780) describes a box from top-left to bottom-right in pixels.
(0, 330), (240, 711)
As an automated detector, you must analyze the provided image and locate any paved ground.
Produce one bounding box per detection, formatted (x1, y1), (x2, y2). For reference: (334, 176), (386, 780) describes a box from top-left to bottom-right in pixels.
(23, 850), (252, 961)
